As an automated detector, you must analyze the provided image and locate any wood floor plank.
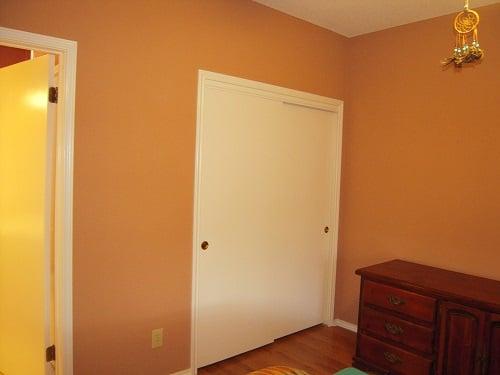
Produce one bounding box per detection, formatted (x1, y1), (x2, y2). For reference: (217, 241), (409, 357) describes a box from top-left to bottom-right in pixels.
(198, 325), (357, 375)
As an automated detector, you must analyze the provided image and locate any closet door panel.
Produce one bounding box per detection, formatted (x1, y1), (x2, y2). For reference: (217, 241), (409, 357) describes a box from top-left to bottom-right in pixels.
(196, 85), (336, 367)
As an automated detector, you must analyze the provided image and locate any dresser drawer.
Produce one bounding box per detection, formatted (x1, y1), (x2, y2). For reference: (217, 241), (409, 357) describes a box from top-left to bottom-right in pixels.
(358, 334), (433, 375)
(360, 306), (434, 354)
(363, 280), (436, 323)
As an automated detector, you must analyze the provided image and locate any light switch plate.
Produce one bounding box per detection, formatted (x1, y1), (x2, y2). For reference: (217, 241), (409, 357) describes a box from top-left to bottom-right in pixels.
(152, 328), (163, 349)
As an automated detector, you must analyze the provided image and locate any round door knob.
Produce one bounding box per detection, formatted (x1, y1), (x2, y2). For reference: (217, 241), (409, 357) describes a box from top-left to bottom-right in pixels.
(201, 241), (209, 250)
(324, 226), (330, 234)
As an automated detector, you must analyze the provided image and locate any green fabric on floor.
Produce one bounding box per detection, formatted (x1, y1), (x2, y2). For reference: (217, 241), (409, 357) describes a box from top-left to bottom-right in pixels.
(334, 368), (367, 375)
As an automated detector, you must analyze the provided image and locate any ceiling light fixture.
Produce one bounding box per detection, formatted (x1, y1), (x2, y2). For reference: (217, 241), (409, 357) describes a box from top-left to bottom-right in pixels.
(442, 0), (484, 67)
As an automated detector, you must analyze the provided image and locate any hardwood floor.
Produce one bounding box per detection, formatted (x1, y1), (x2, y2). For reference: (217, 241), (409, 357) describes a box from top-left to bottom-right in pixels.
(198, 325), (357, 375)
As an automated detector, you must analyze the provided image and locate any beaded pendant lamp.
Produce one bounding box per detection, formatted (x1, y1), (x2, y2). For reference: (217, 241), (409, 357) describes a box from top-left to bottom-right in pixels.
(442, 0), (484, 67)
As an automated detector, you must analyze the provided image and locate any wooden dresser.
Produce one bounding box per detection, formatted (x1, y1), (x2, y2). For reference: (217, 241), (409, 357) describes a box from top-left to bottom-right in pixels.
(353, 260), (500, 375)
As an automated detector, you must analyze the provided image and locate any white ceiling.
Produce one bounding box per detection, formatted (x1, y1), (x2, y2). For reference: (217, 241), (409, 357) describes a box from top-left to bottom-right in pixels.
(253, 0), (500, 37)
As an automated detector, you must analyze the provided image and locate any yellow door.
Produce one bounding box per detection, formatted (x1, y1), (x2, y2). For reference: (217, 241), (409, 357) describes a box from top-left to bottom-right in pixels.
(0, 55), (56, 375)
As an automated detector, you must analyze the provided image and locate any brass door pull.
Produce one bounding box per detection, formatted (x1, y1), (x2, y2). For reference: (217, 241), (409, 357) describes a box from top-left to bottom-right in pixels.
(388, 295), (406, 306)
(385, 322), (404, 336)
(201, 241), (209, 250)
(384, 351), (402, 364)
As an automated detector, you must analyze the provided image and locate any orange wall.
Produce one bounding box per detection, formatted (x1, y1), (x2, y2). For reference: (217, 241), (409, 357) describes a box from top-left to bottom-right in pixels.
(0, 45), (30, 68)
(336, 3), (500, 323)
(2, 0), (500, 372)
(0, 1), (346, 374)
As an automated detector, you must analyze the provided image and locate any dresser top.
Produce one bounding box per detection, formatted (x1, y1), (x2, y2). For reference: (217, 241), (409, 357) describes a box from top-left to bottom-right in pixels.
(356, 259), (500, 312)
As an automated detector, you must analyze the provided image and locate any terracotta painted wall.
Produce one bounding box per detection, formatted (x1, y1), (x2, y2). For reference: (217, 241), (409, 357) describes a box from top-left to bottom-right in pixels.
(0, 45), (30, 68)
(0, 1), (346, 374)
(2, 0), (499, 372)
(336, 3), (500, 324)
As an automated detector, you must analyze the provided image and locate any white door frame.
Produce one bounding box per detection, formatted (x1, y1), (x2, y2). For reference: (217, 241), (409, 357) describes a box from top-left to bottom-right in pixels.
(0, 27), (77, 375)
(190, 70), (343, 373)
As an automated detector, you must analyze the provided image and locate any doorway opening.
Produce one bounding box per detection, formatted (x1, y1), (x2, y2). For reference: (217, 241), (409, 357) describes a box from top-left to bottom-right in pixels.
(0, 27), (77, 375)
(191, 71), (344, 373)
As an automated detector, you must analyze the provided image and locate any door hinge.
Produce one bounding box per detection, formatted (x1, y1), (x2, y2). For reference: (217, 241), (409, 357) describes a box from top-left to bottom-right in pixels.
(46, 345), (56, 362)
(48, 86), (58, 103)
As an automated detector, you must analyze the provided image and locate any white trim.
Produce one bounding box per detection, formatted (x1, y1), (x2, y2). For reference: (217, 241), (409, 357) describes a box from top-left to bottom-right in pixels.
(325, 100), (343, 325)
(196, 71), (343, 110)
(170, 369), (193, 375)
(333, 319), (358, 333)
(190, 70), (344, 372)
(0, 27), (77, 375)
(324, 318), (336, 327)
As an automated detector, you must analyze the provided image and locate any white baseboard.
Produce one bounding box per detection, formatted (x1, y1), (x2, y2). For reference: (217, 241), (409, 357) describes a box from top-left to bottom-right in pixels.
(333, 319), (358, 333)
(324, 318), (335, 327)
(171, 369), (192, 375)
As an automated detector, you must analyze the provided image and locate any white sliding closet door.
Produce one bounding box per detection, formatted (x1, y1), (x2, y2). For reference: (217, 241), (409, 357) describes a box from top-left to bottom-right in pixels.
(195, 73), (341, 368)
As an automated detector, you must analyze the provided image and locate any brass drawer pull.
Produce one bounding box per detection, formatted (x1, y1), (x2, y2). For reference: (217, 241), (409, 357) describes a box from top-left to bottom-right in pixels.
(388, 295), (406, 306)
(384, 351), (402, 364)
(384, 322), (404, 336)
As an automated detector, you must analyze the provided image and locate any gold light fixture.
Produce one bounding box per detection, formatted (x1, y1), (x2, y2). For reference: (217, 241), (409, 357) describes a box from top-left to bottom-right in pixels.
(442, 0), (484, 67)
